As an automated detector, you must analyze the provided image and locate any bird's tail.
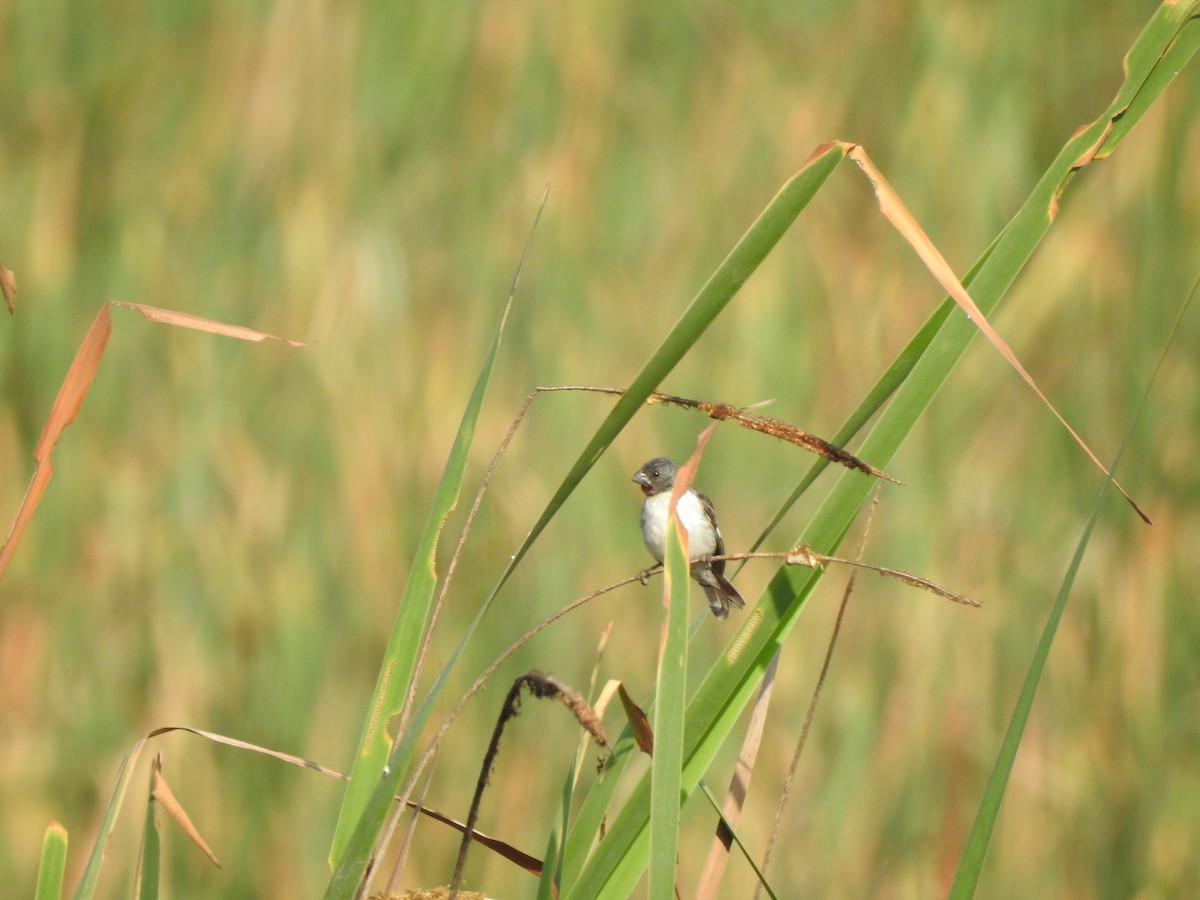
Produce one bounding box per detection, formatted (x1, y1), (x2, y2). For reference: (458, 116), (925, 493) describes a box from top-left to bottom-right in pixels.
(701, 573), (746, 619)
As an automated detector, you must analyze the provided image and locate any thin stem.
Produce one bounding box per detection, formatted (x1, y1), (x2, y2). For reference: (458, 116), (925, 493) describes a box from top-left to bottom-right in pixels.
(754, 491), (880, 898)
(392, 574), (644, 843)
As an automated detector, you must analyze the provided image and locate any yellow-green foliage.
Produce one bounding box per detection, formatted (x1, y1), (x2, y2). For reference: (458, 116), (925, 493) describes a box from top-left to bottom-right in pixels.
(1, 2), (1197, 897)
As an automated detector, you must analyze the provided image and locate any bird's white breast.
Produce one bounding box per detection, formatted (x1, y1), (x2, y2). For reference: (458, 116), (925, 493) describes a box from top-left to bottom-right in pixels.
(641, 490), (718, 563)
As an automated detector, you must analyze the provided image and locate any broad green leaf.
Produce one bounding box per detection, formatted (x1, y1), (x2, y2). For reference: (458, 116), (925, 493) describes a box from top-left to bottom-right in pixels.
(34, 822), (68, 900)
(558, 730), (639, 887)
(327, 196), (546, 874)
(1098, 2), (1200, 155)
(648, 510), (691, 899)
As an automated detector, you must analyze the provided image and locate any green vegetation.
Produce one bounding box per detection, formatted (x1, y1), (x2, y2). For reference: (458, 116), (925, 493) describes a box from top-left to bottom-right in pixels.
(2, 2), (1198, 897)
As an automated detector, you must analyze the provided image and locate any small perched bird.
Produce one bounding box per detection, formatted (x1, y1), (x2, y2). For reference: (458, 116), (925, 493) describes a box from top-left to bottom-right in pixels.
(632, 457), (745, 619)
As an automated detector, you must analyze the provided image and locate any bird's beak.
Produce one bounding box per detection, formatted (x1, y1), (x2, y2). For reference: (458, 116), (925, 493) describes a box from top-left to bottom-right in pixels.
(632, 471), (654, 496)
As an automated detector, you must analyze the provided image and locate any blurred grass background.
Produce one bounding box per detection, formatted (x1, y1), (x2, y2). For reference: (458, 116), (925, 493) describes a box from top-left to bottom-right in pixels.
(1, 0), (1197, 896)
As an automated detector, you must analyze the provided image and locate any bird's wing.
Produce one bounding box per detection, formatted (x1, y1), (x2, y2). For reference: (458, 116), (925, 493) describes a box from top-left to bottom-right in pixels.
(696, 491), (726, 576)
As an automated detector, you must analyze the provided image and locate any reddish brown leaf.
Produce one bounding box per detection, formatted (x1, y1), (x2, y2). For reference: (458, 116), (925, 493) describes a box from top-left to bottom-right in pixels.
(410, 803), (543, 876)
(617, 683), (654, 756)
(0, 263), (15, 313)
(0, 302), (304, 583)
(0, 306), (112, 580)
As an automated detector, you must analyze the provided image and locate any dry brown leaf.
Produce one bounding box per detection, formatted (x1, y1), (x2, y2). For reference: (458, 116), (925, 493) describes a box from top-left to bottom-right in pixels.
(0, 302), (304, 582)
(696, 654), (779, 900)
(647, 392), (898, 482)
(659, 425), (716, 661)
(665, 425), (715, 573)
(112, 301), (305, 346)
(667, 426), (714, 523)
(404, 804), (543, 876)
(785, 545), (823, 568)
(1, 263), (15, 313)
(112, 726), (544, 881)
(150, 754), (222, 868)
(153, 728), (543, 875)
(1069, 118), (1115, 173)
(845, 143), (1148, 523)
(0, 307), (112, 581)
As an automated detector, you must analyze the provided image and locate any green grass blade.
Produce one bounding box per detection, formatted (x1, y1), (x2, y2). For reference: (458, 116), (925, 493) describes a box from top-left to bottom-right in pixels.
(559, 729), (638, 886)
(1099, 2), (1200, 155)
(950, 265), (1199, 898)
(648, 518), (691, 900)
(562, 7), (1198, 894)
(328, 198), (544, 870)
(695, 781), (778, 900)
(563, 531), (832, 898)
(327, 288), (507, 869)
(330, 144), (845, 897)
(70, 740), (147, 900)
(949, 512), (1101, 898)
(33, 822), (68, 900)
(536, 826), (560, 900)
(496, 143), (848, 593)
(747, 280), (957, 553)
(324, 701), (435, 897)
(137, 780), (161, 900)
(542, 758), (578, 896)
(748, 227), (1008, 556)
(553, 143), (845, 887)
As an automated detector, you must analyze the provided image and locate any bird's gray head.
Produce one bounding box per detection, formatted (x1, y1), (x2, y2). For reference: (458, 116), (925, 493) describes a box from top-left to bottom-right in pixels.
(632, 457), (678, 497)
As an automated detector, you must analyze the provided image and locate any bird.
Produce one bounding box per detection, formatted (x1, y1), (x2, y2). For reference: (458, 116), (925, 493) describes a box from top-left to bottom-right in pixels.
(631, 457), (745, 619)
